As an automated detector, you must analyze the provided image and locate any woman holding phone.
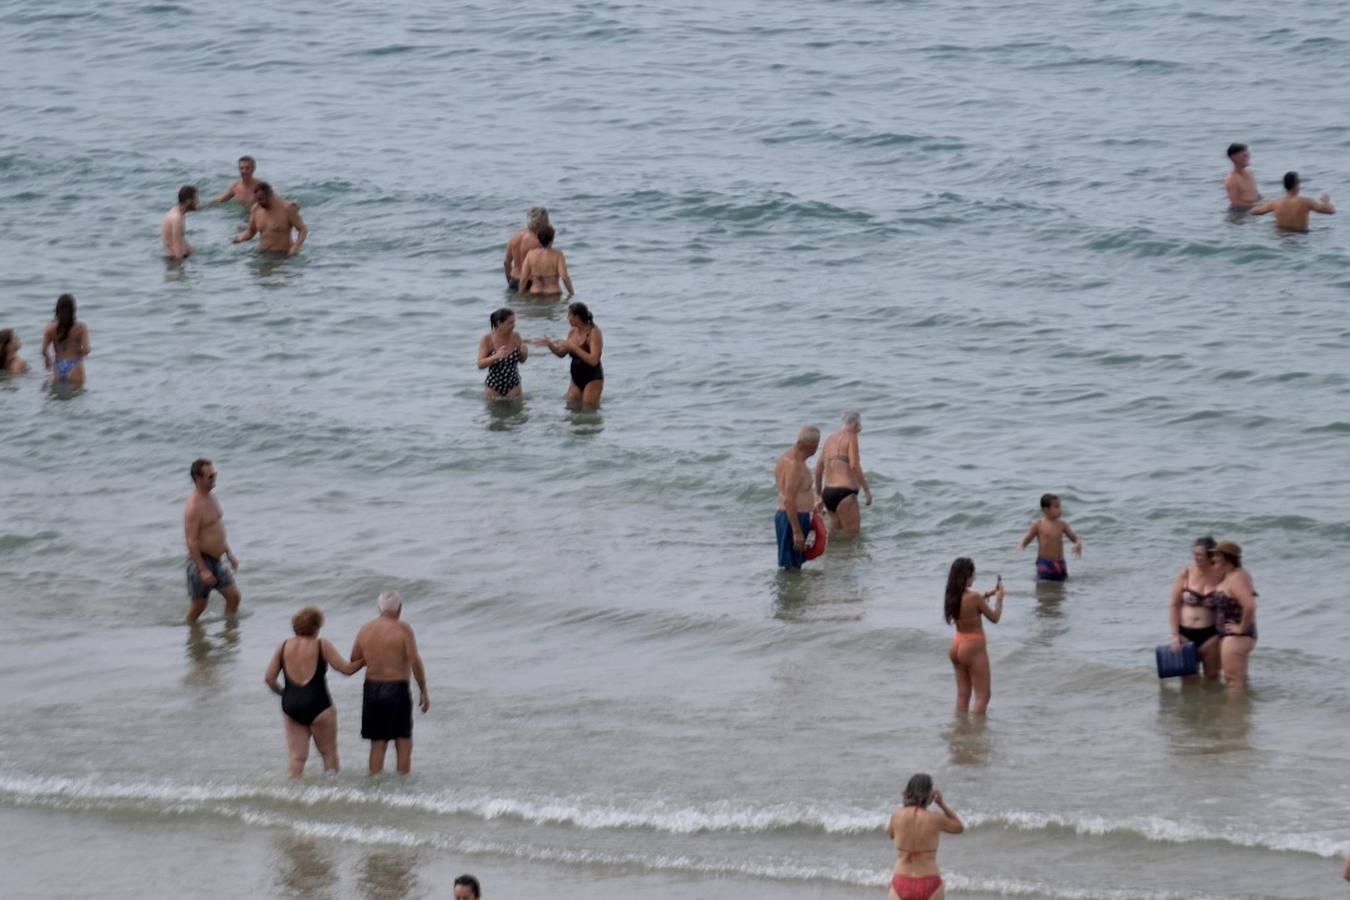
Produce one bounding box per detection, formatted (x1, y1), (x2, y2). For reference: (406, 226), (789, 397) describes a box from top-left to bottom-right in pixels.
(944, 558), (1004, 714)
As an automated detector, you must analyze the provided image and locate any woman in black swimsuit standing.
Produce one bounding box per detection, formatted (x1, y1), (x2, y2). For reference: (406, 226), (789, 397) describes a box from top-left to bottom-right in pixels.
(264, 607), (364, 777)
(814, 411), (873, 534)
(1167, 536), (1223, 679)
(532, 301), (603, 409)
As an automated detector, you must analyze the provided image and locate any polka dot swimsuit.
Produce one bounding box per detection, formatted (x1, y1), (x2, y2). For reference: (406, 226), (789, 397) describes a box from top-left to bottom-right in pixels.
(485, 343), (522, 396)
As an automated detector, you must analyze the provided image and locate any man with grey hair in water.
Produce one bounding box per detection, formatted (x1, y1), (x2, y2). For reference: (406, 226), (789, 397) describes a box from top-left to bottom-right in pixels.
(504, 206), (549, 291)
(350, 590), (430, 774)
(775, 425), (821, 569)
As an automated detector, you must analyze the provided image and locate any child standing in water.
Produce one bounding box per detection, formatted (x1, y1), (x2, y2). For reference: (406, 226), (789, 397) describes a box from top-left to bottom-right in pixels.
(1018, 493), (1082, 581)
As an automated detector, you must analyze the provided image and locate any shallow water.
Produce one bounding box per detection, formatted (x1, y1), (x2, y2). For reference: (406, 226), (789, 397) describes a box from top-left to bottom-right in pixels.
(2, 0), (1349, 897)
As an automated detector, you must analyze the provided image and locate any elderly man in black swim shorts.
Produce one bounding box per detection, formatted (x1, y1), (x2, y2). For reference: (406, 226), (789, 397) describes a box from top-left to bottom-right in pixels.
(350, 590), (430, 774)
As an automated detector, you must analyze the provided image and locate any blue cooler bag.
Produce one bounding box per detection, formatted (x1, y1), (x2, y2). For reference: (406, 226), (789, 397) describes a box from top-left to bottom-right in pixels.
(1155, 641), (1199, 678)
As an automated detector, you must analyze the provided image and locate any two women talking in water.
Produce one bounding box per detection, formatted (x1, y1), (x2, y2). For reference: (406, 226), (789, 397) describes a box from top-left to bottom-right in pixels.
(1167, 537), (1258, 690)
(477, 303), (604, 409)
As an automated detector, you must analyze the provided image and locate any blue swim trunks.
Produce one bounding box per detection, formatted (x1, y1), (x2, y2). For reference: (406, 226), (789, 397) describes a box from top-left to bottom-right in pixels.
(1036, 556), (1067, 581)
(775, 511), (813, 569)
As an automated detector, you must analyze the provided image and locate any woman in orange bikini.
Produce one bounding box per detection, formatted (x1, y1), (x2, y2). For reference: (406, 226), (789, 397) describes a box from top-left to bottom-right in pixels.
(885, 773), (965, 900)
(944, 557), (1003, 714)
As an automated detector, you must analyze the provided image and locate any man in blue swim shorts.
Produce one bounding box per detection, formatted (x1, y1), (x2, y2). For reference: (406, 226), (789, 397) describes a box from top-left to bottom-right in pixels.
(774, 425), (820, 570)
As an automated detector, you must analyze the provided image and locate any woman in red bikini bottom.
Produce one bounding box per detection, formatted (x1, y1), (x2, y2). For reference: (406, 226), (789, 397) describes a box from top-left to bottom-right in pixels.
(885, 773), (965, 900)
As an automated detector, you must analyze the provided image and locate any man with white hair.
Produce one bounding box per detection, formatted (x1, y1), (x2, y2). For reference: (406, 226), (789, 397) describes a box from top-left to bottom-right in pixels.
(350, 590), (429, 774)
(503, 206), (549, 291)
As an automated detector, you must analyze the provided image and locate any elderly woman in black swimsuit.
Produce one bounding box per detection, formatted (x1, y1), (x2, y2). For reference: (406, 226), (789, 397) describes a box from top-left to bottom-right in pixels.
(1211, 539), (1258, 692)
(264, 607), (363, 777)
(477, 307), (528, 400)
(814, 410), (873, 534)
(531, 301), (603, 409)
(1167, 536), (1223, 679)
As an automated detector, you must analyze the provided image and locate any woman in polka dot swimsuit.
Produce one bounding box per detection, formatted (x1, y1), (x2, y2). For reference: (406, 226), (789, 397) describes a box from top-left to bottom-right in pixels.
(477, 307), (528, 400)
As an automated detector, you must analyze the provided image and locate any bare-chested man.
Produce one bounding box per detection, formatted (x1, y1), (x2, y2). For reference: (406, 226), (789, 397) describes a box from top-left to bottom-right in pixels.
(1250, 171), (1335, 232)
(350, 591), (429, 774)
(183, 458), (241, 623)
(1224, 143), (1260, 211)
(504, 206), (548, 291)
(232, 182), (307, 255)
(775, 426), (821, 570)
(815, 411), (874, 535)
(210, 155), (262, 207)
(161, 185), (198, 260)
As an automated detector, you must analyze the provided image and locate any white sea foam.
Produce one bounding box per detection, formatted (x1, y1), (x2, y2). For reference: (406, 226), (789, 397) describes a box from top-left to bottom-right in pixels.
(1, 772), (1345, 860)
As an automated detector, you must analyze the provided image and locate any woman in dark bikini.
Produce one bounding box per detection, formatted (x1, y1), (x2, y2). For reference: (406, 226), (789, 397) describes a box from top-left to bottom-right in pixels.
(945, 557), (1003, 715)
(885, 773), (964, 900)
(0, 328), (30, 374)
(40, 294), (90, 387)
(814, 410), (873, 534)
(1167, 536), (1222, 679)
(531, 301), (603, 409)
(516, 224), (574, 297)
(263, 607), (363, 777)
(1211, 539), (1258, 692)
(477, 307), (528, 400)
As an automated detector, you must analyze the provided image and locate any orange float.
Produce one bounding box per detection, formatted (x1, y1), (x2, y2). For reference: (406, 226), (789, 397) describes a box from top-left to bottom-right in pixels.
(804, 511), (828, 560)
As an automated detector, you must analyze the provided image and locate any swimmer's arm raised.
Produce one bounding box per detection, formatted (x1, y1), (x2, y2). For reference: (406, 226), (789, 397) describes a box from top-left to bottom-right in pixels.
(1248, 200), (1275, 216)
(287, 206), (307, 255)
(932, 790), (964, 833)
(263, 643), (285, 695)
(977, 584), (1004, 623)
(1309, 193), (1335, 215)
(209, 182), (240, 207)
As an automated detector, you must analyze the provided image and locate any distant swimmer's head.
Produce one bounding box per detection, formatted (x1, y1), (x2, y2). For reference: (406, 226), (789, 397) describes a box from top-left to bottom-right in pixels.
(527, 206), (550, 232)
(238, 156), (256, 178)
(254, 181), (274, 207)
(796, 425), (820, 453)
(1039, 493), (1061, 518)
(291, 606), (324, 636)
(1212, 540), (1242, 570)
(567, 302), (593, 326)
(0, 329), (17, 366)
(377, 589), (402, 616)
(902, 773), (935, 807)
(54, 293), (76, 342)
(842, 410), (862, 432)
(536, 224), (556, 248)
(1283, 171), (1299, 192)
(1192, 535), (1216, 565)
(489, 307), (516, 331)
(452, 875), (482, 900)
(1226, 143), (1249, 166)
(943, 557), (975, 624)
(178, 184), (198, 210)
(189, 457), (216, 489)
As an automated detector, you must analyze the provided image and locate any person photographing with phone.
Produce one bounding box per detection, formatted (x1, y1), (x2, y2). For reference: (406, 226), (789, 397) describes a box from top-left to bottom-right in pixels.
(944, 559), (1004, 714)
(885, 773), (965, 900)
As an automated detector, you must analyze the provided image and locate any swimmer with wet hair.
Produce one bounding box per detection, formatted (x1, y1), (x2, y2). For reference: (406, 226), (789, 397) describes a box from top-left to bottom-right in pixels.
(1250, 171), (1335, 232)
(815, 410), (873, 534)
(0, 328), (30, 374)
(1224, 143), (1260, 211)
(452, 874), (482, 899)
